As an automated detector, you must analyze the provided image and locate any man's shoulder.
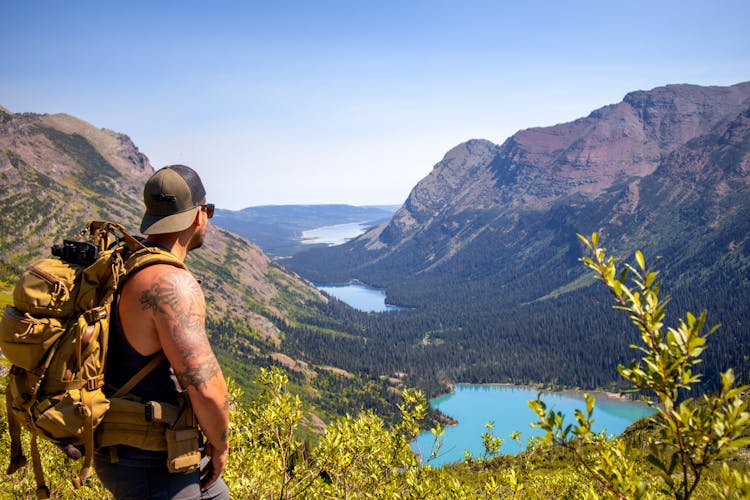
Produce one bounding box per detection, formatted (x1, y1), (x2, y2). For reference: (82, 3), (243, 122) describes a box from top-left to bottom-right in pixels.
(123, 263), (204, 317)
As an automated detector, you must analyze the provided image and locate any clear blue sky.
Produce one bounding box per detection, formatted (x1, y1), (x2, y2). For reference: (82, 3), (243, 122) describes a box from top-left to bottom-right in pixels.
(2, 1), (749, 209)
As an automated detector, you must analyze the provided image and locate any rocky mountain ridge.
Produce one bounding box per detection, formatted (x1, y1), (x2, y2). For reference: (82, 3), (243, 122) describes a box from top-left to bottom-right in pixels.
(286, 82), (750, 387)
(380, 83), (750, 258)
(292, 82), (750, 286)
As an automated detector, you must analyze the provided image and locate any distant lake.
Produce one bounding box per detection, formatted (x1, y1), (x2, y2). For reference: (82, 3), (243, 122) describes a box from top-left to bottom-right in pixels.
(301, 222), (369, 246)
(413, 384), (655, 467)
(316, 283), (405, 312)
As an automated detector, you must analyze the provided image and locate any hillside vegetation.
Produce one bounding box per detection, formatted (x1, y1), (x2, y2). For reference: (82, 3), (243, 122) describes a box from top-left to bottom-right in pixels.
(2, 237), (748, 498)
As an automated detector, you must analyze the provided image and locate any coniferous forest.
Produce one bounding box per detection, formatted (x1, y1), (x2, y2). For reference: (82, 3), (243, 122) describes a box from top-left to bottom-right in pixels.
(284, 220), (750, 398)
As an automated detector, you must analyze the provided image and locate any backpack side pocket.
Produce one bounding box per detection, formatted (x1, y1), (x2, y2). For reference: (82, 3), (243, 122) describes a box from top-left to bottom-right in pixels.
(0, 306), (65, 371)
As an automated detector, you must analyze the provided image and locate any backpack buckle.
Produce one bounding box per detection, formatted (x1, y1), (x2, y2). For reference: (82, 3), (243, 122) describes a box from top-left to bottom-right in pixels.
(83, 307), (108, 323)
(86, 375), (105, 391)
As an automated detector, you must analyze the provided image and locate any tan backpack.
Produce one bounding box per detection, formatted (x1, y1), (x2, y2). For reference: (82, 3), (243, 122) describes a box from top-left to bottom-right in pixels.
(1, 221), (187, 498)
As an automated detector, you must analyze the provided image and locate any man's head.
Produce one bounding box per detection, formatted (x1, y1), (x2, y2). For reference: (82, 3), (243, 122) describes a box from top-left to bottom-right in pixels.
(140, 165), (208, 235)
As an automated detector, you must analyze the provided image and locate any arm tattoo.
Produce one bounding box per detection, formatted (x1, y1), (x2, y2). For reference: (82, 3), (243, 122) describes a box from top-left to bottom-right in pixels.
(176, 361), (220, 390)
(139, 272), (202, 327)
(140, 270), (221, 390)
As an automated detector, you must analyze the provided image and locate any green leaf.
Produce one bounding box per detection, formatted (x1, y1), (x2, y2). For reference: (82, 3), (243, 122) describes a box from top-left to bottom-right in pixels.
(646, 453), (667, 474)
(585, 393), (595, 416)
(666, 451), (679, 475)
(635, 250), (645, 271)
(727, 437), (750, 449)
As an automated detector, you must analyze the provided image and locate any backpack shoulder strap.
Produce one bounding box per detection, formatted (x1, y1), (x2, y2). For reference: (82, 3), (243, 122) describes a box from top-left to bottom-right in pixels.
(111, 351), (167, 398)
(124, 246), (187, 276)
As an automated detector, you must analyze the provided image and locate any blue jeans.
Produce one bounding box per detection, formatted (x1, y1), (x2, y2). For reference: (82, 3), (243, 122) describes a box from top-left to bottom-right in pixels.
(94, 446), (230, 500)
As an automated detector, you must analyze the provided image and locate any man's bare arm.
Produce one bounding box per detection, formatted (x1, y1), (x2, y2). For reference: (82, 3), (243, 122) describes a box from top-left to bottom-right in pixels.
(140, 266), (229, 468)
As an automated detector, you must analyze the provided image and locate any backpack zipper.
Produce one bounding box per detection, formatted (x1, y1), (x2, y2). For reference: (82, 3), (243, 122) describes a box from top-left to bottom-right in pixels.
(29, 266), (69, 298)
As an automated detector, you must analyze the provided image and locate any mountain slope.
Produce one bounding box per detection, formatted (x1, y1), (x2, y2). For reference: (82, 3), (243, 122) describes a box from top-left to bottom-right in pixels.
(286, 82), (750, 388)
(0, 107), (421, 426)
(0, 108), (318, 322)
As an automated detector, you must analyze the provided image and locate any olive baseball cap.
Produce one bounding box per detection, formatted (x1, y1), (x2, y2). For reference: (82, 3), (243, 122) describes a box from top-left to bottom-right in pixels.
(140, 165), (207, 235)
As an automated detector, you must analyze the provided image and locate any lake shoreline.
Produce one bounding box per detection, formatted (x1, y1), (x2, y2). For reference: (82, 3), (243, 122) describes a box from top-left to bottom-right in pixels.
(429, 382), (657, 438)
(435, 382), (656, 422)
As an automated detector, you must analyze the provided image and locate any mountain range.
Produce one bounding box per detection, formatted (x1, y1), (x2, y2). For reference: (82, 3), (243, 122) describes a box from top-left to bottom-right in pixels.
(287, 82), (750, 389)
(3, 81), (748, 404)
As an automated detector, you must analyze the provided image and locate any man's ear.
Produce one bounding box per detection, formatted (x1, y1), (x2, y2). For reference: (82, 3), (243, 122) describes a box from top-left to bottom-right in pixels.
(192, 208), (202, 226)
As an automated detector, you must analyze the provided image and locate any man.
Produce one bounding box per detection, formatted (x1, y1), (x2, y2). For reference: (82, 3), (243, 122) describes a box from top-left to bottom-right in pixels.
(95, 165), (230, 499)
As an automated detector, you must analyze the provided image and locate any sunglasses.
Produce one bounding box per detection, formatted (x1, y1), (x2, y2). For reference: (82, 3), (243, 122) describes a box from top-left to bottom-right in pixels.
(199, 203), (215, 219)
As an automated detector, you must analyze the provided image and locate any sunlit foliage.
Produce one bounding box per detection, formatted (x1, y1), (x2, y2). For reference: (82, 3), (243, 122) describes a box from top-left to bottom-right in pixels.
(1, 235), (748, 498)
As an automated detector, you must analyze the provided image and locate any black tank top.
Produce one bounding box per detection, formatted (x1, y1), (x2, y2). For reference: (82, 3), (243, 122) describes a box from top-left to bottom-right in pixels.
(105, 279), (182, 405)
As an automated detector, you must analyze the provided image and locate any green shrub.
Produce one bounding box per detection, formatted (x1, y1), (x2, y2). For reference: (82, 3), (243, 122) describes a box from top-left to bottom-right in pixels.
(529, 233), (750, 499)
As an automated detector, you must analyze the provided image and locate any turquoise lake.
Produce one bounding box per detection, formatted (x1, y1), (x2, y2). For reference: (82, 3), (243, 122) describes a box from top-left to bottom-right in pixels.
(316, 283), (405, 312)
(306, 224), (404, 312)
(413, 384), (656, 467)
(313, 265), (654, 467)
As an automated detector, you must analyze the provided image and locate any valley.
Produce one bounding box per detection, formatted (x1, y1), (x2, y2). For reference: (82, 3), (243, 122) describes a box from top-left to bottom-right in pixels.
(2, 81), (749, 438)
(285, 82), (750, 396)
(3, 2), (748, 494)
